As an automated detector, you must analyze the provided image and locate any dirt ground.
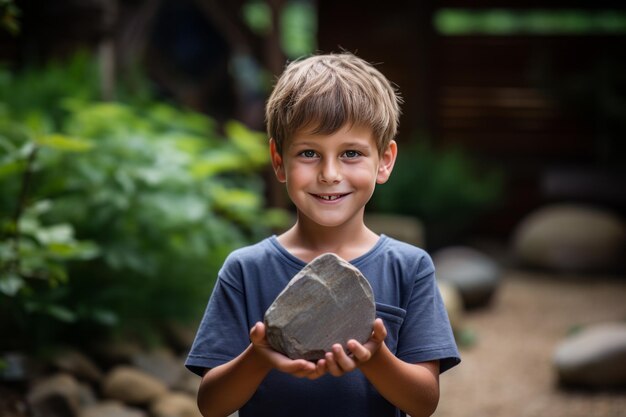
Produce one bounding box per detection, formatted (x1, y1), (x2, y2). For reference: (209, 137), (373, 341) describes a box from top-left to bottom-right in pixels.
(434, 269), (626, 417)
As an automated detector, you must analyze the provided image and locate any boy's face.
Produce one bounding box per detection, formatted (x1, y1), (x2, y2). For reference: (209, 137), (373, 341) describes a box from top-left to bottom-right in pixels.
(270, 124), (396, 229)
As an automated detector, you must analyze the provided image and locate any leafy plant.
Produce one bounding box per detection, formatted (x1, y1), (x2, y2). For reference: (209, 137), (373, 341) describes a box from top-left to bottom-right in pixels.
(0, 54), (283, 350)
(369, 140), (503, 248)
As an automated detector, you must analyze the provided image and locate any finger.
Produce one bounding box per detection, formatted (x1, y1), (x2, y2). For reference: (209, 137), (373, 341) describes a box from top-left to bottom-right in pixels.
(347, 339), (371, 362)
(325, 351), (344, 377)
(278, 359), (315, 377)
(332, 344), (357, 372)
(306, 359), (327, 380)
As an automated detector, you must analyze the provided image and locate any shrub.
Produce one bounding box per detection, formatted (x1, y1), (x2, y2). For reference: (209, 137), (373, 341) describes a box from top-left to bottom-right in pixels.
(369, 140), (503, 248)
(0, 54), (283, 350)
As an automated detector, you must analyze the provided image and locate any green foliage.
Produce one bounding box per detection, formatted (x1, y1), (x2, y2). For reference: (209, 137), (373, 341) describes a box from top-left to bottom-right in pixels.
(241, 0), (317, 59)
(369, 140), (503, 247)
(0, 55), (279, 350)
(434, 8), (626, 36)
(280, 1), (317, 59)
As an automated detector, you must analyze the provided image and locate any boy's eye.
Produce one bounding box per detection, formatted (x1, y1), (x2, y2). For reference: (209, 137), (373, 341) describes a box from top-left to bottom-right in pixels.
(343, 150), (361, 158)
(299, 150), (317, 158)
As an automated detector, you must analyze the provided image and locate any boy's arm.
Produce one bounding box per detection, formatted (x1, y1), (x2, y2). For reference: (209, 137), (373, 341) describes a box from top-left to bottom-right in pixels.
(197, 322), (326, 417)
(323, 319), (441, 417)
(358, 346), (440, 417)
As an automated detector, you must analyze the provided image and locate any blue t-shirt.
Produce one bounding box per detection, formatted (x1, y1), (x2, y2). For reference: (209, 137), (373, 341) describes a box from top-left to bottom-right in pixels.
(186, 235), (460, 417)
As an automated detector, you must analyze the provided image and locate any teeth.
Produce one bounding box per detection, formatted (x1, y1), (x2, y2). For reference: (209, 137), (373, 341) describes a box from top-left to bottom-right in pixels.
(320, 195), (341, 201)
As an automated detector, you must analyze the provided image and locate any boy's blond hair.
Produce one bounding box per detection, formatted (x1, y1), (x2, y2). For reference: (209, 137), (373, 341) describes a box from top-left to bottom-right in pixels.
(266, 52), (402, 155)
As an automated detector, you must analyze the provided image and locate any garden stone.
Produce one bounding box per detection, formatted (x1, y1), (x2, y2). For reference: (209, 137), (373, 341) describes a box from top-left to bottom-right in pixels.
(102, 366), (168, 405)
(131, 348), (185, 388)
(365, 213), (425, 247)
(150, 392), (202, 417)
(264, 253), (376, 360)
(80, 401), (147, 417)
(172, 371), (201, 395)
(433, 246), (500, 309)
(51, 350), (103, 384)
(437, 281), (464, 333)
(27, 373), (88, 417)
(553, 322), (626, 388)
(512, 204), (626, 272)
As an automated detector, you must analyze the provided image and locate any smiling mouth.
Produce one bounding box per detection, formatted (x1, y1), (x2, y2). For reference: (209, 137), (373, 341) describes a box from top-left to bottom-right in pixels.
(314, 194), (348, 201)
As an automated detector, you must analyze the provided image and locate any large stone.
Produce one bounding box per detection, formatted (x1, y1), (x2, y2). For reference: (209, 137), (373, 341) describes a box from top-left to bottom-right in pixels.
(512, 204), (626, 272)
(102, 366), (168, 405)
(553, 322), (626, 388)
(51, 349), (103, 384)
(365, 213), (425, 247)
(80, 401), (147, 417)
(433, 246), (500, 309)
(150, 392), (202, 417)
(437, 280), (464, 333)
(27, 373), (95, 417)
(131, 348), (185, 389)
(264, 253), (376, 360)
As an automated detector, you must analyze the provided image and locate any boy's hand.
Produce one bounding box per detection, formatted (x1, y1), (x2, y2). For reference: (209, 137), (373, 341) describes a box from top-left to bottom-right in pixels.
(324, 318), (387, 377)
(249, 322), (327, 380)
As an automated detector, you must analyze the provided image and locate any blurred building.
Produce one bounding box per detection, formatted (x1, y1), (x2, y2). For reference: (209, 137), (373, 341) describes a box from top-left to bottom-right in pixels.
(318, 0), (626, 239)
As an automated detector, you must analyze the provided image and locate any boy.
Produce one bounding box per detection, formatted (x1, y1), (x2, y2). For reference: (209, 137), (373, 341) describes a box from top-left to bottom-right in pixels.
(185, 52), (460, 417)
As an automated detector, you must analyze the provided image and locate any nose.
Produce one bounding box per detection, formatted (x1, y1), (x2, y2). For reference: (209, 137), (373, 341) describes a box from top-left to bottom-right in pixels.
(319, 158), (342, 183)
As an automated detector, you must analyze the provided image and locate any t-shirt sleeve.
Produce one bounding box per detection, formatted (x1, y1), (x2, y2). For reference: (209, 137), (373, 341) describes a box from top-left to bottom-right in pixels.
(185, 261), (251, 376)
(396, 253), (461, 373)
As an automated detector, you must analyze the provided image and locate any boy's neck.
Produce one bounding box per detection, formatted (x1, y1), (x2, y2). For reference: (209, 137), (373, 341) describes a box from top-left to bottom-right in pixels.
(277, 214), (380, 263)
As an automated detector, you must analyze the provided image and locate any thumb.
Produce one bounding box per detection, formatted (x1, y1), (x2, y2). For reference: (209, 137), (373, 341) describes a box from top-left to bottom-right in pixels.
(372, 318), (387, 342)
(250, 321), (266, 344)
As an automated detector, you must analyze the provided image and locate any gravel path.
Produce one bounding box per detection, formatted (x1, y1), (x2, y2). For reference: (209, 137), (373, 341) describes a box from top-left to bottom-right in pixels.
(434, 269), (626, 417)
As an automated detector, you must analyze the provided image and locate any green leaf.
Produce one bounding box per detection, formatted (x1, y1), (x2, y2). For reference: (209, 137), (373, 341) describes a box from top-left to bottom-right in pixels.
(190, 151), (246, 178)
(35, 134), (94, 152)
(44, 305), (77, 323)
(280, 1), (317, 58)
(0, 272), (24, 296)
(34, 224), (74, 245)
(242, 0), (272, 36)
(224, 120), (269, 167)
(46, 241), (100, 261)
(90, 308), (118, 326)
(0, 158), (25, 180)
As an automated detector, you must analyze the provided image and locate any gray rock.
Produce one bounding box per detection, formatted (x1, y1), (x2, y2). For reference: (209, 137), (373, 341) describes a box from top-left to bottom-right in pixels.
(131, 348), (185, 389)
(27, 373), (93, 417)
(102, 366), (168, 405)
(51, 350), (103, 384)
(554, 322), (626, 388)
(80, 401), (147, 417)
(150, 393), (202, 417)
(365, 213), (425, 247)
(433, 246), (500, 309)
(437, 281), (464, 333)
(513, 204), (626, 272)
(264, 253), (375, 360)
(172, 371), (201, 396)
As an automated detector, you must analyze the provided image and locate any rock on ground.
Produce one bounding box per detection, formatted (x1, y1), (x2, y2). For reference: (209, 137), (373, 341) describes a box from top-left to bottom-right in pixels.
(554, 322), (626, 388)
(433, 246), (500, 309)
(512, 204), (626, 272)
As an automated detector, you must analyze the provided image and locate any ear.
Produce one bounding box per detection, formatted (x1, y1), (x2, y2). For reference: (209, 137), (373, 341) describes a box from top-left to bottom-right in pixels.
(376, 140), (398, 184)
(269, 138), (286, 183)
